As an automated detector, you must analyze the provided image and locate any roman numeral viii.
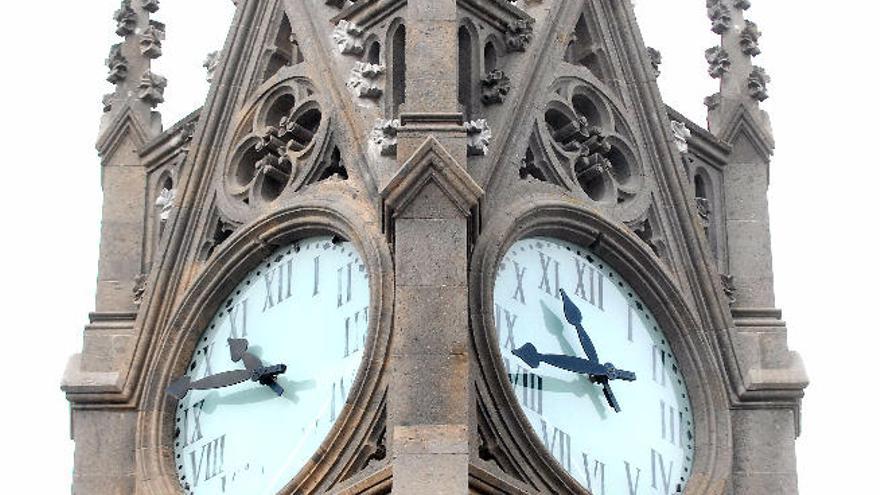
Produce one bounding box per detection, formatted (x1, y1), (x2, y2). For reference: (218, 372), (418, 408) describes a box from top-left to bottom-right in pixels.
(189, 435), (225, 488)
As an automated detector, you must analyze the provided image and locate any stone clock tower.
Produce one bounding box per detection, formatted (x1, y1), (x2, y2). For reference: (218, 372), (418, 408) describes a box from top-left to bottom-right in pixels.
(63, 1), (807, 494)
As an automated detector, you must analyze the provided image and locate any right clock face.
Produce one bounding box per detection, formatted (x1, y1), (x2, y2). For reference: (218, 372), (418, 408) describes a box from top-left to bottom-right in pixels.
(493, 237), (694, 495)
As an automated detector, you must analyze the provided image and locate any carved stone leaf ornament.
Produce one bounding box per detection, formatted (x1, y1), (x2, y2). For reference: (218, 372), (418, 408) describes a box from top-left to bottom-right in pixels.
(142, 0), (160, 13)
(203, 51), (220, 83)
(138, 70), (167, 107)
(704, 92), (721, 110)
(348, 62), (385, 99)
(113, 0), (137, 36)
(705, 46), (731, 78)
(465, 119), (492, 156)
(333, 20), (365, 55)
(696, 196), (711, 228)
(102, 93), (114, 113)
(647, 47), (662, 78)
(721, 273), (738, 304)
(155, 187), (176, 222)
(106, 43), (129, 84)
(371, 118), (400, 156)
(671, 120), (691, 154)
(708, 3), (732, 34)
(504, 19), (533, 52)
(740, 20), (762, 56)
(140, 21), (165, 59)
(748, 66), (771, 101)
(481, 69), (511, 105)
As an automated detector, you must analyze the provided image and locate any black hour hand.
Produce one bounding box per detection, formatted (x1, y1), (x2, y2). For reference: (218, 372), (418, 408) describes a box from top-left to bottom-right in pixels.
(228, 338), (265, 371)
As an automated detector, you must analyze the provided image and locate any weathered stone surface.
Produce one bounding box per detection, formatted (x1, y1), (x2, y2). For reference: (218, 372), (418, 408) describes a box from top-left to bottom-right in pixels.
(65, 0), (806, 493)
(732, 409), (799, 494)
(393, 286), (469, 355)
(392, 425), (468, 493)
(395, 218), (467, 287)
(72, 410), (137, 493)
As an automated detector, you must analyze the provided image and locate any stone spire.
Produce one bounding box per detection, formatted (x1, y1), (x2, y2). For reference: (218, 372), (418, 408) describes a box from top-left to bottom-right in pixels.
(704, 0), (772, 146)
(98, 0), (166, 152)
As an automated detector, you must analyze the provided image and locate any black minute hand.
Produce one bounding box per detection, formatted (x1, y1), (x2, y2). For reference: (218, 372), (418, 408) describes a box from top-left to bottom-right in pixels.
(166, 370), (253, 400)
(560, 289), (600, 363)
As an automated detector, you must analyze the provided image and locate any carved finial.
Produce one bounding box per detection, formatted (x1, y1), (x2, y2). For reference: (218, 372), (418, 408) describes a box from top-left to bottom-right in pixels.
(139, 70), (167, 107)
(705, 46), (730, 78)
(99, 0), (166, 147)
(706, 0), (773, 138)
(647, 47), (662, 78)
(747, 66), (770, 101)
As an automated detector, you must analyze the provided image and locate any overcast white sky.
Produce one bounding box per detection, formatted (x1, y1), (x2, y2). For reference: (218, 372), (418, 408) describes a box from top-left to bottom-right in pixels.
(0, 1), (876, 493)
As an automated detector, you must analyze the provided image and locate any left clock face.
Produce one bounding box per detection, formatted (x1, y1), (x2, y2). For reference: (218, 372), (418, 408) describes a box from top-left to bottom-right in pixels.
(171, 235), (370, 495)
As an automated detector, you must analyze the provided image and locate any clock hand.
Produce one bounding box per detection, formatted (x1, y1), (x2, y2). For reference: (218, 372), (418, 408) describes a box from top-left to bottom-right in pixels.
(560, 289), (600, 363)
(166, 369), (253, 400)
(598, 379), (622, 413)
(513, 343), (606, 375)
(167, 365), (288, 400)
(513, 343), (636, 381)
(228, 338), (285, 396)
(228, 338), (265, 371)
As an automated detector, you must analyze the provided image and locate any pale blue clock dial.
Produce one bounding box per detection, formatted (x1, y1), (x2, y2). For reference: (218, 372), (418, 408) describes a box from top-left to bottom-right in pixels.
(494, 237), (694, 495)
(173, 236), (369, 495)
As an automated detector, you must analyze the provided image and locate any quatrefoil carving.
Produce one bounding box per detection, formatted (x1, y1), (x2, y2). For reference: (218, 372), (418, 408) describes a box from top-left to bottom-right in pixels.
(226, 80), (325, 206)
(542, 81), (642, 205)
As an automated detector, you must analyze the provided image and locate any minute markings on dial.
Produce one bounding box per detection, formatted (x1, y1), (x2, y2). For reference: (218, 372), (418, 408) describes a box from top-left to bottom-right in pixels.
(512, 289), (636, 413)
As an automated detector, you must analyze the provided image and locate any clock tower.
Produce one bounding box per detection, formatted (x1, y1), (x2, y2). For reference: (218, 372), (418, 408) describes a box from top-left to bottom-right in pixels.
(63, 1), (808, 494)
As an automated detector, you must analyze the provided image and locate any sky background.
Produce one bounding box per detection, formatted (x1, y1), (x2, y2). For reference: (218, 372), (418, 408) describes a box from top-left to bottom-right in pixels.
(0, 0), (877, 493)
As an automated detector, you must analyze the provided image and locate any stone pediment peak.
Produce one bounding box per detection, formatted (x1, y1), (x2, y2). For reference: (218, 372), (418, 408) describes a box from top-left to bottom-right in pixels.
(381, 137), (484, 223)
(717, 103), (775, 161)
(95, 102), (158, 161)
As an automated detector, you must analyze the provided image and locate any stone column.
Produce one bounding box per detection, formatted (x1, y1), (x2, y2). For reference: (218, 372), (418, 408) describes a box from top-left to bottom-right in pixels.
(65, 2), (166, 493)
(705, 3), (807, 493)
(382, 3), (481, 489)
